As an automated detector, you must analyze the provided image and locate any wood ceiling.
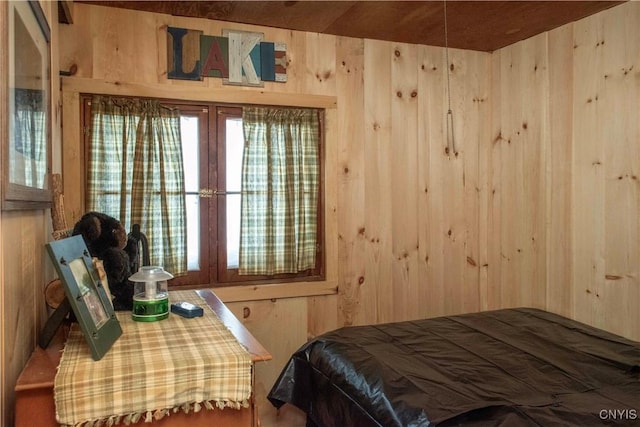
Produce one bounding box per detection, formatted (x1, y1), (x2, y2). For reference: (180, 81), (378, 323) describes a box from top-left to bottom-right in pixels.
(75, 1), (625, 52)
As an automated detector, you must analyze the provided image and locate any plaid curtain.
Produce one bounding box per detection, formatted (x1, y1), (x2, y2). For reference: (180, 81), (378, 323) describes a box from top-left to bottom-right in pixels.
(87, 95), (187, 276)
(239, 107), (319, 275)
(12, 89), (47, 188)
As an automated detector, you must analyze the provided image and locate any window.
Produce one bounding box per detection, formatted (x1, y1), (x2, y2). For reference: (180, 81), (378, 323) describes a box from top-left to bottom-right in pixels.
(82, 96), (325, 288)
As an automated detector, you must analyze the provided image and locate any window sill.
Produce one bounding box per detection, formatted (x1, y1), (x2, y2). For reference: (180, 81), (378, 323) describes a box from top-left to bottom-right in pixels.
(210, 280), (338, 303)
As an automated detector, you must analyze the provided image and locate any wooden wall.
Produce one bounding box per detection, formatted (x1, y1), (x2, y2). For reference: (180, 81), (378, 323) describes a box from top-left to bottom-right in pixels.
(489, 2), (640, 341)
(57, 4), (491, 424)
(0, 2), (61, 426)
(335, 41), (490, 326)
(2, 1), (638, 426)
(569, 3), (640, 342)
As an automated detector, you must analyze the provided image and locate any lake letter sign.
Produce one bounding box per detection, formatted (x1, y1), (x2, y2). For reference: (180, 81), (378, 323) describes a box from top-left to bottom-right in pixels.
(167, 27), (287, 86)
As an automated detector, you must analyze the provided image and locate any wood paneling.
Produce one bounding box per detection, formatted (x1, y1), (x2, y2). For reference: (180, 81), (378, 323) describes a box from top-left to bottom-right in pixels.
(574, 3), (640, 338)
(363, 40), (394, 324)
(390, 41), (420, 321)
(57, 6), (492, 424)
(491, 1), (640, 340)
(225, 298), (309, 427)
(1, 1), (60, 426)
(336, 36), (366, 327)
(490, 33), (550, 311)
(545, 24), (574, 319)
(1, 212), (50, 427)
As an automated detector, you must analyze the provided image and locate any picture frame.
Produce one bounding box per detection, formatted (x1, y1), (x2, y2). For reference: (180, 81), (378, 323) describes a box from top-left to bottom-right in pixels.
(45, 235), (122, 361)
(2, 0), (52, 210)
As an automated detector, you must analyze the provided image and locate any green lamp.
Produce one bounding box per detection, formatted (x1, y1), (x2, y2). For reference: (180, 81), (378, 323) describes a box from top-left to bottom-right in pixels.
(129, 266), (172, 322)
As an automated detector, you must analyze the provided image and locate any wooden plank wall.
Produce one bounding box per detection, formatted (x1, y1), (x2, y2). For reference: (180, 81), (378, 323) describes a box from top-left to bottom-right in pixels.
(489, 34), (549, 311)
(0, 1), (633, 426)
(0, 2), (61, 426)
(574, 3), (640, 339)
(335, 40), (490, 328)
(57, 4), (490, 424)
(490, 1), (640, 341)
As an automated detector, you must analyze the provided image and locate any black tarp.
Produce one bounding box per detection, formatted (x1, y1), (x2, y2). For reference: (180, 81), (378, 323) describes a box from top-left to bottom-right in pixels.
(268, 308), (640, 426)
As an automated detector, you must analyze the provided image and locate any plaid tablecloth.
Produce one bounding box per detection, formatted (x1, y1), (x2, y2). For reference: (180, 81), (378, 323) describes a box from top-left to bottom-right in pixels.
(54, 290), (252, 426)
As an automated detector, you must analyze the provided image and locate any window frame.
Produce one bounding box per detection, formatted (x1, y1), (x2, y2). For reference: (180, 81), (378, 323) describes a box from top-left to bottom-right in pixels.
(81, 95), (325, 289)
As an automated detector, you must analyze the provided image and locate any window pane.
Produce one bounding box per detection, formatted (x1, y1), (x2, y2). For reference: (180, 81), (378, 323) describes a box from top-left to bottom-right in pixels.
(185, 194), (200, 270)
(226, 194), (241, 268)
(226, 117), (243, 268)
(181, 115), (200, 271)
(181, 116), (200, 192)
(226, 118), (243, 192)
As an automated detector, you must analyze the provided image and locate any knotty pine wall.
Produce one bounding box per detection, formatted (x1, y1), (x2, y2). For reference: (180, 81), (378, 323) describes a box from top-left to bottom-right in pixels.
(0, 2), (62, 426)
(489, 2), (640, 341)
(57, 4), (490, 424)
(2, 1), (638, 426)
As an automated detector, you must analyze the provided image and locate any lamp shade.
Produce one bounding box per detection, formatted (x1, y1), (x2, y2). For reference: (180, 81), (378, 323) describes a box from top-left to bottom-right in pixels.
(129, 266), (173, 282)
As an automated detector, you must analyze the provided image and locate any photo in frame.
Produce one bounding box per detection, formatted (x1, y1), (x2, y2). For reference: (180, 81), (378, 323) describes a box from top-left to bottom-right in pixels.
(45, 235), (122, 361)
(3, 0), (52, 210)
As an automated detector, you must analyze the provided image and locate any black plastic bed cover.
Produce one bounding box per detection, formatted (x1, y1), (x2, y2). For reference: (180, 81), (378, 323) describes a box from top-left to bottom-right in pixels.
(268, 308), (640, 427)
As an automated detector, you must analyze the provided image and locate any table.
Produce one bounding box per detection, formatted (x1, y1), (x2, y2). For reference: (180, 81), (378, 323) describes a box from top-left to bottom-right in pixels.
(15, 289), (271, 427)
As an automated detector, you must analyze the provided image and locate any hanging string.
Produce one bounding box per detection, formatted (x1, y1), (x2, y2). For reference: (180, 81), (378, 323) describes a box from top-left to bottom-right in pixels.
(444, 0), (457, 157)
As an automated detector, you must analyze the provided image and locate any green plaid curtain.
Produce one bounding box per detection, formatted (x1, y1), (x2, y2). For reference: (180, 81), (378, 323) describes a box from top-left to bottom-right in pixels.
(87, 95), (187, 275)
(239, 107), (320, 275)
(12, 89), (47, 189)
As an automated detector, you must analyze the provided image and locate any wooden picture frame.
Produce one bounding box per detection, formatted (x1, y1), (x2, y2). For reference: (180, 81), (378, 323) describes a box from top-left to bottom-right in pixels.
(45, 235), (122, 361)
(3, 0), (52, 210)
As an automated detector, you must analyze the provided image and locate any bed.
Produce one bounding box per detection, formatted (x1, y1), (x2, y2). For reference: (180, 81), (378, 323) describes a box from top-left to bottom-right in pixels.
(268, 308), (640, 426)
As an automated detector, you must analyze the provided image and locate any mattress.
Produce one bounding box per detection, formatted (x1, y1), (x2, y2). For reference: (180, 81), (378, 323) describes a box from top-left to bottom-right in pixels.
(268, 308), (640, 426)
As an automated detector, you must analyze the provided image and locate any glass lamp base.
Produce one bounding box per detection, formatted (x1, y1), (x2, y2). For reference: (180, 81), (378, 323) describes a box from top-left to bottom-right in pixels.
(132, 296), (169, 322)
